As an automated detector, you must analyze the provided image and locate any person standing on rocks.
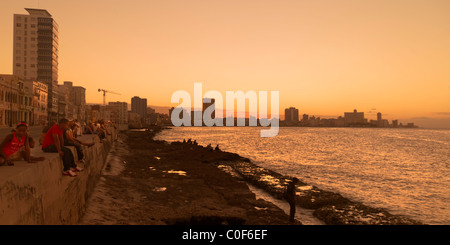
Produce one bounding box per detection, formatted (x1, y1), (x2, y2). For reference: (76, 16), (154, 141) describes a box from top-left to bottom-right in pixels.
(284, 177), (299, 223)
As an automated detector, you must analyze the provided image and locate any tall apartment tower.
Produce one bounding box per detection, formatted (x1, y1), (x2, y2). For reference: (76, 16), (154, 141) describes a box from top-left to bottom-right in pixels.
(131, 96), (147, 121)
(285, 107), (299, 122)
(13, 8), (59, 120)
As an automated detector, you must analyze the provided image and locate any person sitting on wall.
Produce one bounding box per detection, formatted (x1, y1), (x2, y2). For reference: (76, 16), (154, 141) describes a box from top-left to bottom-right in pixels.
(73, 119), (82, 137)
(64, 123), (94, 164)
(39, 120), (56, 145)
(41, 118), (83, 177)
(96, 121), (107, 140)
(0, 122), (45, 166)
(100, 120), (111, 136)
(84, 122), (96, 134)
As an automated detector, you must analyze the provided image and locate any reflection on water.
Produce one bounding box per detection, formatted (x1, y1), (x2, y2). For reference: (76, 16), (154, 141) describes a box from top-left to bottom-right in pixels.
(156, 127), (450, 225)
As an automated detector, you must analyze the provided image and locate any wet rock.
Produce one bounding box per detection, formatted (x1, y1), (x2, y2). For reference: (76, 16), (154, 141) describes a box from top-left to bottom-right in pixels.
(223, 159), (423, 225)
(313, 204), (423, 225)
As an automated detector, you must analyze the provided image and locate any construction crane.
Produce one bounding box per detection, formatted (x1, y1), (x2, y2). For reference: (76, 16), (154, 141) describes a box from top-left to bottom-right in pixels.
(98, 88), (121, 105)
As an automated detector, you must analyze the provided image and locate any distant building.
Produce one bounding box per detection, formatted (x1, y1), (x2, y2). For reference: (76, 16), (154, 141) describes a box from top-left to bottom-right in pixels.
(56, 83), (69, 121)
(373, 112), (389, 127)
(63, 81), (86, 122)
(392, 120), (398, 128)
(344, 109), (366, 126)
(285, 107), (299, 122)
(0, 74), (32, 126)
(73, 86), (86, 122)
(108, 101), (128, 124)
(335, 116), (346, 127)
(86, 104), (110, 123)
(23, 79), (47, 125)
(302, 114), (309, 121)
(131, 96), (147, 123)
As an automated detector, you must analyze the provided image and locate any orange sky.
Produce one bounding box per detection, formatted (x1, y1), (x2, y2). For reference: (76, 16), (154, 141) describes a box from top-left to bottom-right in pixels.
(1, 0), (449, 127)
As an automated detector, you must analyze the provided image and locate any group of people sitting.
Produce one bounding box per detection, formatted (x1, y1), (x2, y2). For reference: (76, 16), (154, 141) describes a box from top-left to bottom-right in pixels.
(84, 120), (111, 140)
(0, 118), (110, 177)
(182, 138), (221, 151)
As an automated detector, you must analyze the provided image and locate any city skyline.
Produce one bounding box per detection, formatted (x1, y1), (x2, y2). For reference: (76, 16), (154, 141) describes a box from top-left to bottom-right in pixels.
(1, 1), (449, 128)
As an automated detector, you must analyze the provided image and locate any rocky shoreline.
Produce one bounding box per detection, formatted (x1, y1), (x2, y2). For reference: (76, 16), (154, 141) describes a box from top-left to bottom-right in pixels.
(81, 127), (300, 225)
(227, 161), (423, 225)
(81, 126), (423, 225)
(151, 126), (423, 225)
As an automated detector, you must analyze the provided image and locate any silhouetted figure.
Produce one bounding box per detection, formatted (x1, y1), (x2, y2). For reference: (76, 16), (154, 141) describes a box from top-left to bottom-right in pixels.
(187, 139), (192, 144)
(193, 140), (198, 146)
(183, 139), (186, 143)
(283, 177), (299, 223)
(206, 143), (213, 150)
(215, 144), (220, 151)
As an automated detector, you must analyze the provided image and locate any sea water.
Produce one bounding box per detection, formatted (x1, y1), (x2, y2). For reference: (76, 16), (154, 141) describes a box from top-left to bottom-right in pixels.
(155, 127), (450, 225)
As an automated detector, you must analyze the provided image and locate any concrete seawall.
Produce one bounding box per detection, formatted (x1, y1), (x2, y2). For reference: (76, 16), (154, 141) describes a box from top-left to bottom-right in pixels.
(0, 130), (115, 225)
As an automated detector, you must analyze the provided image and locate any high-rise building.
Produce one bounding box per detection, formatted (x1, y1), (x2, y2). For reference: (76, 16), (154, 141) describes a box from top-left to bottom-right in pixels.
(108, 101), (128, 124)
(13, 8), (59, 120)
(344, 109), (366, 125)
(72, 86), (86, 122)
(131, 96), (147, 122)
(392, 120), (398, 128)
(59, 81), (86, 121)
(285, 107), (299, 122)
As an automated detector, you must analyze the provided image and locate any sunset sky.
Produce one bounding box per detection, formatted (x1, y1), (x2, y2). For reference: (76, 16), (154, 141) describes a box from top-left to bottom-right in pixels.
(1, 0), (449, 127)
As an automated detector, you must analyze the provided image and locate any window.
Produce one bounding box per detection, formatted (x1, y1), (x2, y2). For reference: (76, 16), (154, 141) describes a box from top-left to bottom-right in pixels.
(16, 23), (21, 27)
